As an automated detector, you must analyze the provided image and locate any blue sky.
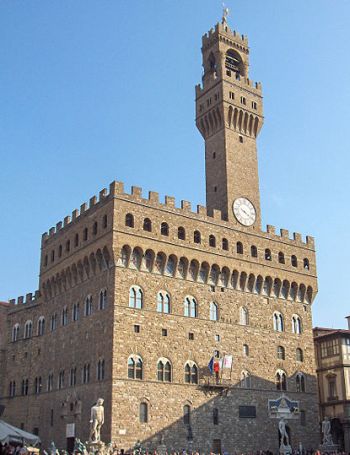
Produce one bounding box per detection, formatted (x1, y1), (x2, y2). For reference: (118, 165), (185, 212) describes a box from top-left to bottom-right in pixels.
(1, 1), (349, 328)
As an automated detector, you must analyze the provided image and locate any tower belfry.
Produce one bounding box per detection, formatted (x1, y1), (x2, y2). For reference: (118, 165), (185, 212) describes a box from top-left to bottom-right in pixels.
(196, 16), (264, 228)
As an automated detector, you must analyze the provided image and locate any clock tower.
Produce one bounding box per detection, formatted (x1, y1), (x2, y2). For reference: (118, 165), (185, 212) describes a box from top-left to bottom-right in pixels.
(195, 14), (264, 228)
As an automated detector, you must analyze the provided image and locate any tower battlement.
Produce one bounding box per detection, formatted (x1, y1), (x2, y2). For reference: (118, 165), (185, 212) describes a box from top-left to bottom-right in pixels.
(202, 23), (248, 50)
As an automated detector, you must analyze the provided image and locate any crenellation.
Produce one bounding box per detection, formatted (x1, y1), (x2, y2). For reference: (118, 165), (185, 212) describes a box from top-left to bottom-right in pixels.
(17, 296), (24, 305)
(212, 208), (222, 220)
(148, 191), (159, 204)
(266, 225), (276, 235)
(293, 232), (302, 243)
(9, 299), (16, 305)
(25, 293), (33, 304)
(181, 200), (191, 211)
(72, 209), (79, 220)
(89, 195), (97, 208)
(280, 228), (289, 239)
(109, 180), (124, 196)
(197, 205), (207, 216)
(165, 195), (175, 208)
(49, 227), (55, 236)
(56, 221), (63, 231)
(306, 236), (315, 248)
(80, 202), (87, 214)
(99, 188), (107, 201)
(63, 216), (71, 227)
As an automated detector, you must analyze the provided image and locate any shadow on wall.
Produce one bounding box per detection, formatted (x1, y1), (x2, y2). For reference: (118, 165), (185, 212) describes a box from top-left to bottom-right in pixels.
(122, 371), (320, 454)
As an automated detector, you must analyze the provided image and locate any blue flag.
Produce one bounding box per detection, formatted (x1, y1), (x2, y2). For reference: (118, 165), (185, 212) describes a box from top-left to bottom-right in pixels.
(208, 356), (214, 374)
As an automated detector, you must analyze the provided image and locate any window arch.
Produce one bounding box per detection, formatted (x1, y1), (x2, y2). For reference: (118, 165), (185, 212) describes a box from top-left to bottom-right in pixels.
(273, 312), (284, 332)
(278, 252), (285, 264)
(265, 249), (272, 261)
(240, 370), (251, 388)
(292, 315), (302, 334)
(140, 402), (148, 423)
(291, 255), (298, 267)
(296, 373), (306, 392)
(184, 362), (198, 384)
(210, 302), (218, 321)
(143, 218), (152, 232)
(97, 359), (105, 381)
(62, 306), (68, 326)
(165, 255), (176, 276)
(251, 245), (258, 258)
(303, 258), (310, 270)
(239, 307), (249, 326)
(157, 358), (172, 382)
(296, 348), (304, 362)
(276, 369), (287, 391)
(24, 321), (33, 339)
(222, 238), (229, 251)
(194, 230), (201, 244)
(37, 317), (45, 336)
(102, 214), (108, 229)
(72, 303), (80, 321)
(74, 233), (79, 247)
(277, 346), (285, 360)
(157, 291), (171, 314)
(236, 241), (243, 254)
(161, 222), (169, 236)
(209, 235), (216, 247)
(128, 355), (143, 380)
(243, 344), (249, 357)
(50, 313), (57, 331)
(125, 213), (134, 228)
(93, 221), (98, 235)
(83, 228), (88, 241)
(99, 289), (107, 310)
(12, 324), (20, 342)
(184, 296), (197, 318)
(129, 286), (143, 309)
(84, 295), (93, 316)
(178, 227), (186, 240)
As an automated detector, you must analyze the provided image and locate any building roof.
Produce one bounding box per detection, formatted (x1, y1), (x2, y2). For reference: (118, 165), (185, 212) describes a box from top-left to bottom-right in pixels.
(313, 326), (350, 340)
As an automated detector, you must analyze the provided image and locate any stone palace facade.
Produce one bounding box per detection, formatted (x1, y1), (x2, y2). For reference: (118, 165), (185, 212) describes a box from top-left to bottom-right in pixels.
(0, 14), (320, 453)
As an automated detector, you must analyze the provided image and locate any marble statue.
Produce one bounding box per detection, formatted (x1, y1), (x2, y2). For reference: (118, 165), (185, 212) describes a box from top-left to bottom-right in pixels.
(89, 398), (105, 443)
(279, 418), (290, 447)
(322, 417), (333, 445)
(49, 442), (59, 455)
(222, 4), (229, 23)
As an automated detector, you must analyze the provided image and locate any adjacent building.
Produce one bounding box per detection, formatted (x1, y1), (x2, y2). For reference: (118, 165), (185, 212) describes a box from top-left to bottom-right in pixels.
(313, 318), (350, 451)
(0, 14), (320, 453)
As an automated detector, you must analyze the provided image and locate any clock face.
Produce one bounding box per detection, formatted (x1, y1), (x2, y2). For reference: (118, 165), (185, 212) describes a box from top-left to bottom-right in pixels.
(233, 198), (256, 226)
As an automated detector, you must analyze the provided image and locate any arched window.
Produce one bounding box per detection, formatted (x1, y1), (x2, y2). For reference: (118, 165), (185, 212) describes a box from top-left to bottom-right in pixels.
(278, 252), (285, 264)
(184, 296), (197, 318)
(37, 317), (45, 336)
(303, 258), (310, 270)
(140, 402), (148, 423)
(165, 256), (176, 276)
(236, 242), (243, 254)
(277, 346), (285, 360)
(12, 324), (20, 342)
(273, 312), (284, 332)
(178, 227), (186, 240)
(128, 355), (143, 380)
(35, 376), (42, 394)
(183, 405), (191, 425)
(66, 240), (71, 253)
(239, 307), (249, 326)
(62, 306), (68, 326)
(157, 359), (172, 382)
(99, 289), (107, 310)
(265, 249), (272, 261)
(84, 295), (93, 316)
(296, 373), (305, 392)
(222, 238), (229, 251)
(292, 315), (302, 334)
(83, 228), (88, 241)
(50, 313), (57, 331)
(120, 245), (131, 267)
(240, 370), (251, 388)
(97, 359), (105, 381)
(157, 291), (170, 314)
(9, 381), (16, 398)
(243, 344), (249, 357)
(210, 302), (218, 321)
(125, 213), (134, 228)
(70, 368), (77, 387)
(194, 230), (201, 244)
(129, 286), (143, 309)
(21, 379), (29, 396)
(143, 218), (152, 232)
(93, 221), (98, 235)
(184, 362), (198, 384)
(47, 373), (54, 392)
(74, 233), (79, 247)
(291, 255), (298, 267)
(58, 245), (62, 258)
(251, 245), (258, 258)
(24, 321), (33, 339)
(276, 370), (287, 391)
(296, 348), (304, 362)
(82, 364), (90, 384)
(72, 303), (80, 321)
(209, 235), (216, 247)
(102, 214), (108, 229)
(161, 222), (169, 236)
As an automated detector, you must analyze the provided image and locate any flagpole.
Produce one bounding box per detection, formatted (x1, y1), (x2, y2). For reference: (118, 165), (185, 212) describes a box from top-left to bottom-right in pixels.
(220, 351), (225, 384)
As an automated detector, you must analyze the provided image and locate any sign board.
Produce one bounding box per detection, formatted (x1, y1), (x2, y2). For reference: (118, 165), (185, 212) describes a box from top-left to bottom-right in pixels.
(66, 423), (76, 438)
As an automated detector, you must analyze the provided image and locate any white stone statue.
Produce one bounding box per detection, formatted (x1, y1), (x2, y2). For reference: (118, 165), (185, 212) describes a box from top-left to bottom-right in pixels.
(322, 417), (333, 445)
(222, 5), (229, 24)
(89, 398), (105, 443)
(279, 418), (290, 448)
